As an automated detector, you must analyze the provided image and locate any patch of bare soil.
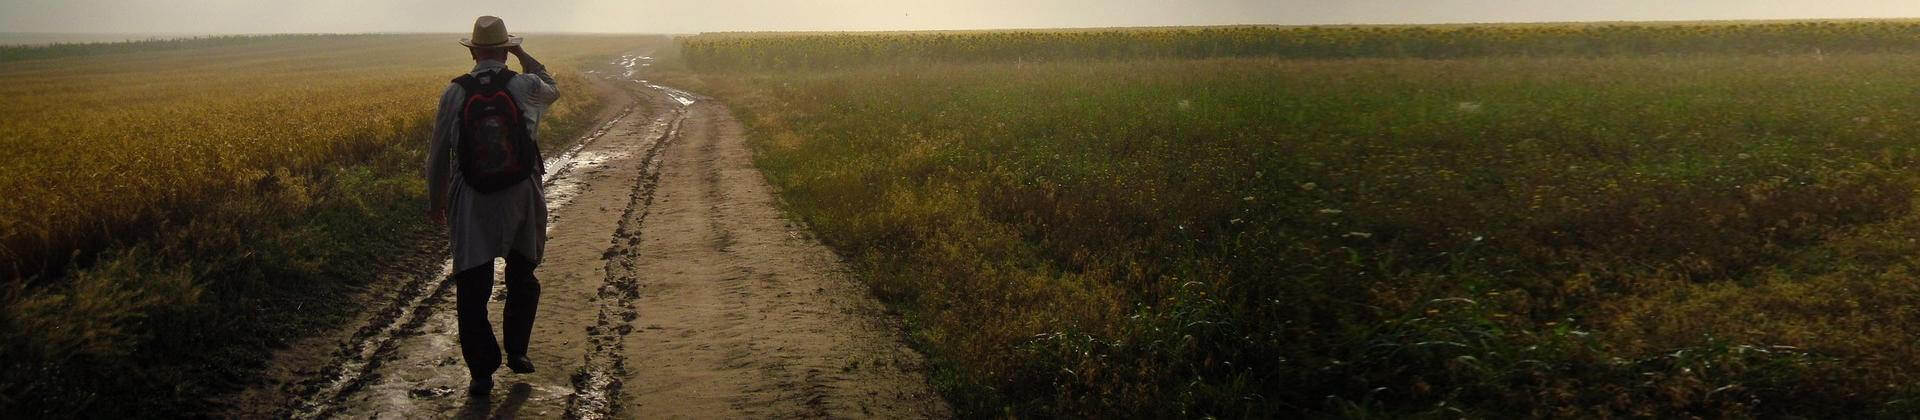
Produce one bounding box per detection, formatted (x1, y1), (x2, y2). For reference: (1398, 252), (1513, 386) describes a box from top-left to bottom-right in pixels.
(612, 86), (950, 419)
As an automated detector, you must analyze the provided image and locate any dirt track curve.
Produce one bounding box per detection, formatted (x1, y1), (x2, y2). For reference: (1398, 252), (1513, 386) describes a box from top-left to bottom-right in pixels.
(225, 51), (950, 419)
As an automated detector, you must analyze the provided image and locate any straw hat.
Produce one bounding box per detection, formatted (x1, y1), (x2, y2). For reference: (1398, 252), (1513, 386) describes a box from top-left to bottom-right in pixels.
(459, 16), (522, 48)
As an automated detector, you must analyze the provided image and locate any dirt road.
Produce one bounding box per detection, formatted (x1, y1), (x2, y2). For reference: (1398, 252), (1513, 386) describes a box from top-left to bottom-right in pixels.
(231, 52), (949, 419)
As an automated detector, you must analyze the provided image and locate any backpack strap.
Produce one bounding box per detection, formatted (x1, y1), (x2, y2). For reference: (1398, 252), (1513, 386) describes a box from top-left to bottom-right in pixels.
(452, 73), (479, 91)
(452, 68), (519, 91)
(489, 69), (519, 89)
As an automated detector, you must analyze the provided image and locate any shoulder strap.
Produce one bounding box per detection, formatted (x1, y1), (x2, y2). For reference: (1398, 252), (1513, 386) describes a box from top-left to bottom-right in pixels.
(452, 73), (482, 92)
(487, 69), (519, 89)
(453, 69), (519, 92)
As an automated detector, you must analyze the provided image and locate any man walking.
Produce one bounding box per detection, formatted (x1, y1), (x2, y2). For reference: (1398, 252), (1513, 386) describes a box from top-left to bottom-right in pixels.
(425, 15), (560, 397)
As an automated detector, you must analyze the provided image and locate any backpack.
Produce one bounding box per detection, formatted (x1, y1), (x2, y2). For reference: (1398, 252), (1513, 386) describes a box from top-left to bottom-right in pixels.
(453, 69), (539, 193)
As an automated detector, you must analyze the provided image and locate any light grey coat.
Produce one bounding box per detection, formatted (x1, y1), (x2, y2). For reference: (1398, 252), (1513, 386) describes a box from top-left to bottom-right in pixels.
(426, 59), (561, 272)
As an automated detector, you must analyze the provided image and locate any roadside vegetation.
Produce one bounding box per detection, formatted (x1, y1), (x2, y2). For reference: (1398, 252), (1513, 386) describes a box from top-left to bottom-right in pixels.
(684, 21), (1920, 70)
(677, 23), (1920, 417)
(0, 33), (663, 416)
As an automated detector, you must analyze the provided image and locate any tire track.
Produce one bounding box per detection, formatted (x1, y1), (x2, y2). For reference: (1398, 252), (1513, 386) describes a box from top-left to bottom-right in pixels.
(562, 83), (689, 420)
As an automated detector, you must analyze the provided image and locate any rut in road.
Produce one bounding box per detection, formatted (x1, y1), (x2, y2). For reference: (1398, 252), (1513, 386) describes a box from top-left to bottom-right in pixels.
(245, 53), (949, 419)
(561, 78), (686, 419)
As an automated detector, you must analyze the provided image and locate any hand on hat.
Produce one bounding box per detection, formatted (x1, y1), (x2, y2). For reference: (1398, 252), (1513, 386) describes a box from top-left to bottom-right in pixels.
(507, 45), (545, 73)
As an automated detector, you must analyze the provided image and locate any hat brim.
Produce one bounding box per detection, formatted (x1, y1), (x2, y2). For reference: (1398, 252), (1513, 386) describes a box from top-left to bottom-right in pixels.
(459, 36), (523, 48)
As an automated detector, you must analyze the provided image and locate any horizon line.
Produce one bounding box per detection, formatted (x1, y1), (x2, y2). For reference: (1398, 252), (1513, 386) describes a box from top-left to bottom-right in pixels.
(9, 16), (1920, 38)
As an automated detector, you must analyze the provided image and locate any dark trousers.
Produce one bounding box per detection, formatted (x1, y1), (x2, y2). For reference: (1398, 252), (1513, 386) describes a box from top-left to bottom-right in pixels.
(454, 252), (540, 378)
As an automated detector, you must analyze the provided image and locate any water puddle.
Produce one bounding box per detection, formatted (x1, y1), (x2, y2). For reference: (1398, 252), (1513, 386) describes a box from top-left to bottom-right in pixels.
(638, 80), (697, 106)
(542, 139), (646, 219)
(618, 54), (650, 78)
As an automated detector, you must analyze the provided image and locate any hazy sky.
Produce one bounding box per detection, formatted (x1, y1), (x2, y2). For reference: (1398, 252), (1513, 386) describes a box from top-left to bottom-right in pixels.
(3, 0), (1920, 34)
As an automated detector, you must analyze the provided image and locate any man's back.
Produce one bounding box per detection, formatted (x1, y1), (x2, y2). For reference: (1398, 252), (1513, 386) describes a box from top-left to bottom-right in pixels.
(429, 58), (561, 206)
(422, 15), (562, 397)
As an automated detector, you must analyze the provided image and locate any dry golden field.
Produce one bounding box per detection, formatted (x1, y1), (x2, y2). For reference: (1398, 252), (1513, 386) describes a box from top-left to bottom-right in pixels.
(0, 33), (662, 416)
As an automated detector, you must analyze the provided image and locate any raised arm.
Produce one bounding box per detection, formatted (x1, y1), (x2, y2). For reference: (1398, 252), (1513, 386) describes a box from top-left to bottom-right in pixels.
(509, 46), (559, 106)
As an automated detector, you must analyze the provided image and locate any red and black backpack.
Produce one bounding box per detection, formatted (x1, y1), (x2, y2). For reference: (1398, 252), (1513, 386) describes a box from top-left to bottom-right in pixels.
(453, 69), (539, 193)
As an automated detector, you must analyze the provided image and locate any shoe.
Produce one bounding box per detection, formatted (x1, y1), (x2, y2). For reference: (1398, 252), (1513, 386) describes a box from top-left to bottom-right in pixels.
(507, 355), (536, 374)
(469, 377), (494, 397)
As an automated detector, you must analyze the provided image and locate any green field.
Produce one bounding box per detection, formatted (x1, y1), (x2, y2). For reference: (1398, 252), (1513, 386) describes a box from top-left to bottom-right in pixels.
(676, 23), (1920, 417)
(0, 33), (663, 416)
(15, 21), (1920, 418)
